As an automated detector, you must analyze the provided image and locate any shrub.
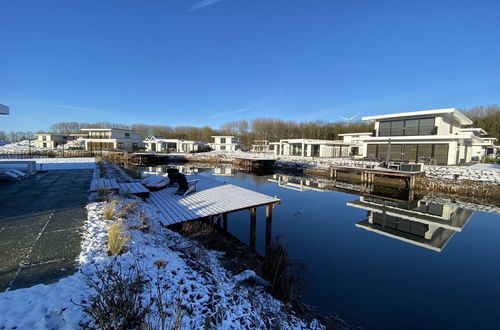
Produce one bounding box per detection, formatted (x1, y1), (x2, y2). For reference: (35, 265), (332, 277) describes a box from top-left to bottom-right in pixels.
(108, 222), (130, 255)
(76, 259), (150, 329)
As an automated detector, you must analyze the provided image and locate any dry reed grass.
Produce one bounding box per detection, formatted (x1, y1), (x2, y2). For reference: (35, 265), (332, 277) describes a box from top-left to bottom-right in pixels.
(108, 222), (131, 255)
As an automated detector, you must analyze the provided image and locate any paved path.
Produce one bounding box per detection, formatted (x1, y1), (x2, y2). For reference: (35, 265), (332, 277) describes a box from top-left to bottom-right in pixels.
(0, 170), (93, 292)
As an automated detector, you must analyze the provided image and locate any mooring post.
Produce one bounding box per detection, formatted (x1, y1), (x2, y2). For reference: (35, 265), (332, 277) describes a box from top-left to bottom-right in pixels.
(250, 208), (256, 250)
(265, 204), (273, 250)
(223, 213), (228, 231)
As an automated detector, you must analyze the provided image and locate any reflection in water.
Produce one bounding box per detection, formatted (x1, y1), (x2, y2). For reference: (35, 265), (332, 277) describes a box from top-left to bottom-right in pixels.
(268, 173), (477, 252)
(347, 196), (473, 252)
(127, 164), (500, 330)
(268, 174), (330, 192)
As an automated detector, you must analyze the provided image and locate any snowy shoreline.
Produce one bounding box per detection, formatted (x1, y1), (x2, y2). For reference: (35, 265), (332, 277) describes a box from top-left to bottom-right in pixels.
(0, 161), (323, 329)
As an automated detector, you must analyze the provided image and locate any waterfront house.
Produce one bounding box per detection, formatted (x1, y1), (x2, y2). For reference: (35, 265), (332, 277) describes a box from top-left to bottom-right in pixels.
(35, 133), (76, 148)
(80, 128), (144, 151)
(357, 108), (494, 165)
(143, 136), (209, 153)
(251, 140), (271, 153)
(210, 136), (241, 151)
(270, 138), (353, 158)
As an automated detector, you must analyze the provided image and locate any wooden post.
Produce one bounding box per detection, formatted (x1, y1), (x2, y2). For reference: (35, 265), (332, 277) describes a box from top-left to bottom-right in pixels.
(249, 208), (256, 250)
(223, 213), (228, 231)
(265, 204), (273, 250)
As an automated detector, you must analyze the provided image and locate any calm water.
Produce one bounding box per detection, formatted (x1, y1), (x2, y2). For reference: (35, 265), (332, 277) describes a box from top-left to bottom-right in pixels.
(131, 164), (500, 330)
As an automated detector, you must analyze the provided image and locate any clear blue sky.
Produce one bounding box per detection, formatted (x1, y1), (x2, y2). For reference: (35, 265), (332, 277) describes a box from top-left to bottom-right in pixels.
(1, 0), (499, 131)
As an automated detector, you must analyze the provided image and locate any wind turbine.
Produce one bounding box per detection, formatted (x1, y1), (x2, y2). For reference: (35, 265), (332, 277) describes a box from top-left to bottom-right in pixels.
(338, 113), (359, 124)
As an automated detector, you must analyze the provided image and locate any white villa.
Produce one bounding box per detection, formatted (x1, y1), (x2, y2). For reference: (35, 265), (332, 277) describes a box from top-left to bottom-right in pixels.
(210, 136), (241, 151)
(80, 128), (144, 151)
(34, 133), (76, 149)
(251, 140), (271, 153)
(267, 108), (496, 165)
(357, 108), (495, 165)
(270, 138), (353, 158)
(143, 136), (209, 153)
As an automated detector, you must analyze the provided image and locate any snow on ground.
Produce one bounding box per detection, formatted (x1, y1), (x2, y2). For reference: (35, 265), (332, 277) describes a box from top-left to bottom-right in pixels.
(424, 165), (500, 184)
(0, 194), (321, 329)
(0, 140), (40, 152)
(468, 163), (500, 171)
(0, 139), (85, 153)
(2, 157), (97, 170)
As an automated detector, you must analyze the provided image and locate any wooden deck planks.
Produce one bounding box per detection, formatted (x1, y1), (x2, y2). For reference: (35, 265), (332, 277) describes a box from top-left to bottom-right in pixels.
(147, 176), (280, 226)
(90, 178), (120, 192)
(118, 182), (150, 198)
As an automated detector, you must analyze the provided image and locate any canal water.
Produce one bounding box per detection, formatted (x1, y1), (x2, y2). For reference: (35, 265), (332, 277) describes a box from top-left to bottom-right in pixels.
(130, 164), (500, 330)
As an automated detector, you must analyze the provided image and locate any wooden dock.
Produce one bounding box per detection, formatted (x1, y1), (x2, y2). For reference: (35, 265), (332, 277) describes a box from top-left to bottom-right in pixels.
(147, 175), (280, 249)
(118, 182), (150, 198)
(232, 157), (276, 173)
(90, 178), (120, 193)
(329, 165), (424, 190)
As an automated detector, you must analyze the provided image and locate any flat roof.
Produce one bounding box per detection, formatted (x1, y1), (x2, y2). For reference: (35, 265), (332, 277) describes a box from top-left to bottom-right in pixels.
(0, 104), (9, 115)
(338, 132), (373, 136)
(212, 135), (235, 138)
(461, 128), (487, 135)
(362, 108), (473, 125)
(278, 138), (350, 145)
(80, 128), (137, 132)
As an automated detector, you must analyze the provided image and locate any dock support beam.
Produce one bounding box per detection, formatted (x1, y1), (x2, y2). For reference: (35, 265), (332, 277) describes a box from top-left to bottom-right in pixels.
(249, 208), (256, 250)
(223, 213), (228, 231)
(265, 204), (273, 250)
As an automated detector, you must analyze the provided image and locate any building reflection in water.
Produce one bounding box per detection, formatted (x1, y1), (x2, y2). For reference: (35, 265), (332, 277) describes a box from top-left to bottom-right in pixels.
(347, 196), (473, 252)
(268, 174), (476, 253)
(268, 174), (330, 192)
(212, 166), (236, 176)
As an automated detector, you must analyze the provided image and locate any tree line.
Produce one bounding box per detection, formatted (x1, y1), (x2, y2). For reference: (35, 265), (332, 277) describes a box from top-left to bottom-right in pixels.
(1, 105), (498, 146)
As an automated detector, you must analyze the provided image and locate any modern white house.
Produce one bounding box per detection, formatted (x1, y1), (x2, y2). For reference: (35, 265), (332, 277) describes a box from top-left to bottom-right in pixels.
(143, 136), (209, 153)
(348, 196), (473, 252)
(251, 140), (271, 153)
(34, 133), (77, 148)
(338, 132), (374, 158)
(80, 128), (144, 151)
(270, 138), (353, 158)
(210, 136), (241, 151)
(356, 108), (495, 165)
(0, 104), (9, 115)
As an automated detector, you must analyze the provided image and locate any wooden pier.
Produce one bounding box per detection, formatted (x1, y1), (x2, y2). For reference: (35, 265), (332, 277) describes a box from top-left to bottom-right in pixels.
(329, 166), (423, 189)
(232, 157), (276, 173)
(147, 175), (280, 249)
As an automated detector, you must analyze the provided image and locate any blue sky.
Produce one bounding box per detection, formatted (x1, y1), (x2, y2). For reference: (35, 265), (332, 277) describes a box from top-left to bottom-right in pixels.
(1, 0), (499, 131)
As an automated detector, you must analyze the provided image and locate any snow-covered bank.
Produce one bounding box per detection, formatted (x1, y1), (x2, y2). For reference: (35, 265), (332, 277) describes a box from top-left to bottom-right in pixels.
(0, 139), (85, 152)
(0, 193), (322, 328)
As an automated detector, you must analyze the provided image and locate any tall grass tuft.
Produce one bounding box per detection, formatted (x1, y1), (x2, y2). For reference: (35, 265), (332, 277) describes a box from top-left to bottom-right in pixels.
(103, 202), (119, 220)
(108, 222), (130, 255)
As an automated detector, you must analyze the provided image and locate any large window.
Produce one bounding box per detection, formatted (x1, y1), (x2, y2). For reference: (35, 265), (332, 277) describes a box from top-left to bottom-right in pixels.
(366, 143), (449, 164)
(378, 118), (436, 136)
